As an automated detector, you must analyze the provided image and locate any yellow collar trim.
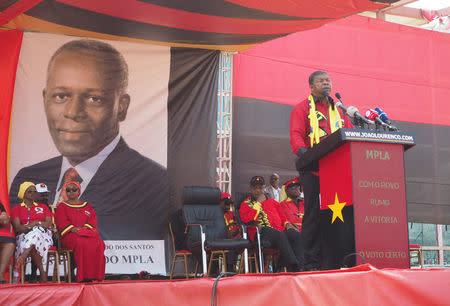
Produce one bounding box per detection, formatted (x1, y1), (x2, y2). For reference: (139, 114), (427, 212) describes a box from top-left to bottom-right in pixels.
(63, 202), (87, 208)
(20, 202), (38, 209)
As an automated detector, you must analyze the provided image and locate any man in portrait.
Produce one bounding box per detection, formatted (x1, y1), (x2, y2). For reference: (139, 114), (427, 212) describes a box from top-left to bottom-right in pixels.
(9, 39), (168, 240)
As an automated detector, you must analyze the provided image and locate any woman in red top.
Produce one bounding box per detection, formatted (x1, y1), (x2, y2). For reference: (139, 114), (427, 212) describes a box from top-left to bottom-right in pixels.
(55, 181), (105, 282)
(11, 182), (53, 282)
(0, 202), (15, 283)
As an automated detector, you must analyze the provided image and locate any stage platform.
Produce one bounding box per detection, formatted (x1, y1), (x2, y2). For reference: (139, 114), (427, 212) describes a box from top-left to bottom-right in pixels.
(1, 265), (449, 305)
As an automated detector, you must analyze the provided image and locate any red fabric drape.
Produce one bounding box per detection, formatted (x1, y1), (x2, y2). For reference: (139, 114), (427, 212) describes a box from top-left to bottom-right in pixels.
(0, 265), (449, 305)
(0, 29), (22, 226)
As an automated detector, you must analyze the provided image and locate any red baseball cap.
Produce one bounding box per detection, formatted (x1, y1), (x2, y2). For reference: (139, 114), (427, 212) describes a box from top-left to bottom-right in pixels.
(221, 192), (231, 200)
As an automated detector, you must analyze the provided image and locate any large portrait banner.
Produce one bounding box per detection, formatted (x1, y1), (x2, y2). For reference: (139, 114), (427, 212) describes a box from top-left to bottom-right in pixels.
(8, 32), (219, 274)
(9, 32), (171, 274)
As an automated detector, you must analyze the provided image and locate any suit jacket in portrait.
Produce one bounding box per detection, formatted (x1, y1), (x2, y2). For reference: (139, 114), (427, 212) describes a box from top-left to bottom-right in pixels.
(9, 138), (168, 240)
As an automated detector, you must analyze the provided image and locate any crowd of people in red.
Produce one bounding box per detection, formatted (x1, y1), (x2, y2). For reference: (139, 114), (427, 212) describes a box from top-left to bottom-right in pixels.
(1, 173), (305, 283)
(220, 174), (306, 272)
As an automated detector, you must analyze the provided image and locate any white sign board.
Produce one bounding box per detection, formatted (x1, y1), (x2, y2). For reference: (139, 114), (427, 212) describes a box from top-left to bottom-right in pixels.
(104, 240), (166, 274)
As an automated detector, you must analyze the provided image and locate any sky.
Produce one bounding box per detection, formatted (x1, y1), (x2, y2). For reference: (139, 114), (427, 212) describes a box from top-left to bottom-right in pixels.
(406, 0), (450, 10)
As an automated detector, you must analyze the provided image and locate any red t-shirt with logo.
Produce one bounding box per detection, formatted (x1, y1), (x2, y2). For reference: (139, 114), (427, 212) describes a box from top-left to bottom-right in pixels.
(11, 202), (51, 225)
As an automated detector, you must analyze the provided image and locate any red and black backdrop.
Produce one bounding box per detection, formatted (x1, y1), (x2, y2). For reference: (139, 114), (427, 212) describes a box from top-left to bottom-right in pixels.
(233, 15), (450, 226)
(1, 0), (388, 50)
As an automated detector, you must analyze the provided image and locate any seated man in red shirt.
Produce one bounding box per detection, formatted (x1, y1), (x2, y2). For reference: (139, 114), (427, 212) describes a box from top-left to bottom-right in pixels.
(240, 176), (304, 272)
(280, 178), (304, 232)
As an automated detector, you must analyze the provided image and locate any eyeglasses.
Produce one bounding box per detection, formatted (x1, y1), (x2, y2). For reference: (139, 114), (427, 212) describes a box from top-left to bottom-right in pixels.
(66, 187), (78, 193)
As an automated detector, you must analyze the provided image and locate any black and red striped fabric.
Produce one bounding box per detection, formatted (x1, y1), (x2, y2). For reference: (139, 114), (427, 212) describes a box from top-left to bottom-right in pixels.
(1, 0), (388, 50)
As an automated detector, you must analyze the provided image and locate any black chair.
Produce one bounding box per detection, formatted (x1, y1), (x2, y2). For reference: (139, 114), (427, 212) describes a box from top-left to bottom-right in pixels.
(183, 186), (251, 276)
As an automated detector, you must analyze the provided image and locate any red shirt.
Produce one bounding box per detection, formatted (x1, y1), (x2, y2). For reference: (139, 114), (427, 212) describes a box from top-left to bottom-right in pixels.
(240, 197), (288, 240)
(280, 198), (304, 231)
(11, 202), (51, 225)
(55, 202), (98, 237)
(290, 98), (353, 155)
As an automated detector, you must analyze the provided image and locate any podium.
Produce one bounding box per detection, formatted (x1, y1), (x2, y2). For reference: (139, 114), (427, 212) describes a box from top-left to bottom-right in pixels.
(296, 128), (415, 269)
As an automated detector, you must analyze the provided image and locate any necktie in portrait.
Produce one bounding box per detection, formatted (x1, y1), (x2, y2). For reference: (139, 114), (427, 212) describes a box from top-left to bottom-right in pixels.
(58, 167), (83, 202)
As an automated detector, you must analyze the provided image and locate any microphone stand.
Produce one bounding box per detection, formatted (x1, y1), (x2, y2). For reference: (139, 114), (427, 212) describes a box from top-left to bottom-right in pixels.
(374, 119), (382, 131)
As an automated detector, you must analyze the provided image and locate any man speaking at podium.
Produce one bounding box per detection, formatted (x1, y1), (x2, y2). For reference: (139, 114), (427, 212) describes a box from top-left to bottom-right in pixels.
(290, 71), (353, 270)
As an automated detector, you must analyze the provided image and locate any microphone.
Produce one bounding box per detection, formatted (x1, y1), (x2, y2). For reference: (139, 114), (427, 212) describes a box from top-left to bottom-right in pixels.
(322, 90), (334, 109)
(365, 109), (387, 127)
(366, 109), (399, 131)
(347, 106), (373, 125)
(374, 107), (391, 125)
(375, 107), (398, 130)
(334, 92), (347, 113)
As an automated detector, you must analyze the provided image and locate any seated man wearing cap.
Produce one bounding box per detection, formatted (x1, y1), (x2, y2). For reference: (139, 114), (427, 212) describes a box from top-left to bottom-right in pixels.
(280, 178), (304, 232)
(240, 176), (304, 272)
(35, 183), (55, 214)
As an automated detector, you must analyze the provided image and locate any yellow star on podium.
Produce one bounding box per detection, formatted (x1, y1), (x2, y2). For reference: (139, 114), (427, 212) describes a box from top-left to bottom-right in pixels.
(327, 193), (346, 224)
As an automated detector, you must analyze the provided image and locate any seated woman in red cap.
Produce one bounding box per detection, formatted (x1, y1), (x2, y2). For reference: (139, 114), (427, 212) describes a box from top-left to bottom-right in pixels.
(220, 193), (241, 239)
(11, 181), (53, 282)
(220, 192), (242, 272)
(55, 181), (105, 282)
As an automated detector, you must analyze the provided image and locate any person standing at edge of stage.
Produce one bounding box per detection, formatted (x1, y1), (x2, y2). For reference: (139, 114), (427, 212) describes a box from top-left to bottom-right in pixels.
(290, 71), (353, 271)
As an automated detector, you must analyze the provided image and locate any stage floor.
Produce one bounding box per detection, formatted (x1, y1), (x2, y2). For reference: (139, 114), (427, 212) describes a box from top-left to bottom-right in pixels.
(1, 265), (449, 305)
